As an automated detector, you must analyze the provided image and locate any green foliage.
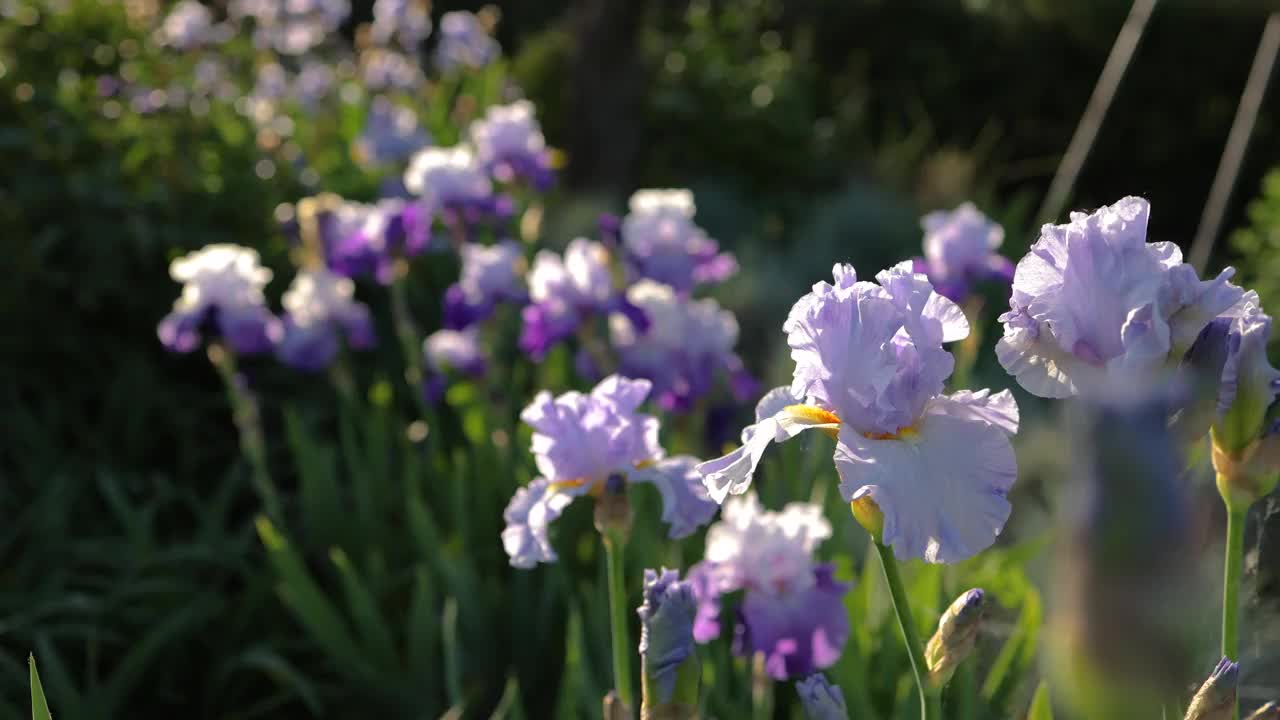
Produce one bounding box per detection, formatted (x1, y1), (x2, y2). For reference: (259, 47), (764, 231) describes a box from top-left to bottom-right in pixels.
(29, 657), (51, 720)
(1232, 169), (1280, 320)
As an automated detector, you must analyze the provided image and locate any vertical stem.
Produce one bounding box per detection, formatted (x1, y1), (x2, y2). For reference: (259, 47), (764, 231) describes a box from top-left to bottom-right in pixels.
(1222, 506), (1247, 661)
(875, 541), (942, 720)
(750, 652), (774, 720)
(603, 533), (635, 714)
(209, 344), (282, 523)
(389, 267), (431, 419)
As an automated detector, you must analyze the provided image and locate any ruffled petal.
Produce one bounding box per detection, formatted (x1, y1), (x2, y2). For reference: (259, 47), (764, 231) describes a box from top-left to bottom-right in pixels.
(995, 315), (1088, 399)
(834, 412), (1016, 563)
(736, 565), (851, 679)
(696, 388), (839, 503)
(686, 562), (724, 643)
(592, 374), (653, 414)
(927, 389), (1019, 434)
(502, 478), (574, 568)
(629, 456), (719, 538)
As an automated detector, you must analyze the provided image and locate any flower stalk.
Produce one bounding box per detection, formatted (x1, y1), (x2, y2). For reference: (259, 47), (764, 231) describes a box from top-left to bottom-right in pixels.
(1221, 504), (1246, 668)
(208, 343), (282, 523)
(604, 532), (635, 714)
(875, 541), (943, 720)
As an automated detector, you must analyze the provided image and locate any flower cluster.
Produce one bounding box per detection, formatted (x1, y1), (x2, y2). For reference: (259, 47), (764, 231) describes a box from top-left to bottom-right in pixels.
(688, 494), (850, 679)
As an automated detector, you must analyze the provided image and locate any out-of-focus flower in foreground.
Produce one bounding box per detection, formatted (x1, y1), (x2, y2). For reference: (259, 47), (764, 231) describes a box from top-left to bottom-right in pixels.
(637, 568), (699, 717)
(998, 196), (1244, 398)
(158, 244), (281, 355)
(1050, 379), (1197, 719)
(796, 674), (849, 720)
(688, 494), (850, 679)
(277, 269), (375, 371)
(1184, 657), (1239, 720)
(698, 262), (1019, 563)
(912, 202), (1012, 303)
(610, 280), (755, 412)
(925, 588), (986, 686)
(502, 376), (717, 567)
(621, 189), (736, 292)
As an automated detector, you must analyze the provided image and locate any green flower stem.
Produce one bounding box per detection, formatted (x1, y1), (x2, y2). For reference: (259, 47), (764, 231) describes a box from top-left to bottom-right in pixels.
(875, 541), (943, 720)
(389, 268), (431, 420)
(209, 344), (282, 523)
(603, 532), (635, 715)
(1222, 504), (1247, 676)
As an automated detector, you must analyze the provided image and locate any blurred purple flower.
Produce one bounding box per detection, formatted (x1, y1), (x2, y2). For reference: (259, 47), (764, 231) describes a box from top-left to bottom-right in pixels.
(360, 48), (424, 92)
(159, 0), (214, 50)
(689, 495), (850, 680)
(435, 10), (500, 71)
(276, 268), (375, 371)
(519, 238), (616, 358)
(468, 100), (554, 189)
(422, 327), (486, 404)
(911, 202), (1012, 302)
(403, 144), (508, 237)
(355, 96), (431, 166)
(609, 280), (755, 412)
(621, 189), (736, 292)
(158, 244), (282, 355)
(698, 263), (1019, 563)
(312, 198), (433, 284)
(796, 674), (848, 720)
(370, 0), (431, 52)
(997, 196), (1244, 398)
(232, 0), (349, 56)
(443, 240), (527, 329)
(637, 568), (699, 705)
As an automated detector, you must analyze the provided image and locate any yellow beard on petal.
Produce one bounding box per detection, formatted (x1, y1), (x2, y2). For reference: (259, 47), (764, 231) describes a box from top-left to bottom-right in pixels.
(863, 424), (921, 442)
(784, 404), (842, 439)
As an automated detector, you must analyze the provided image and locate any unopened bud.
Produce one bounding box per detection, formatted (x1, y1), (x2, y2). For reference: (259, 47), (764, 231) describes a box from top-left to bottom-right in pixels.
(1213, 423), (1280, 512)
(850, 490), (884, 544)
(925, 588), (986, 686)
(638, 568), (699, 720)
(1173, 318), (1233, 445)
(796, 674), (848, 720)
(1247, 701), (1280, 719)
(1184, 656), (1239, 720)
(594, 473), (633, 541)
(1213, 308), (1279, 455)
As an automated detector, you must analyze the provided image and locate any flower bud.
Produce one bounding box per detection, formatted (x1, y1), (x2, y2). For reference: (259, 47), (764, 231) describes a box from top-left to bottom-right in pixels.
(637, 568), (699, 719)
(1213, 310), (1279, 455)
(925, 588), (985, 686)
(1184, 656), (1239, 720)
(850, 490), (884, 544)
(1247, 701), (1280, 719)
(594, 473), (633, 541)
(796, 674), (848, 720)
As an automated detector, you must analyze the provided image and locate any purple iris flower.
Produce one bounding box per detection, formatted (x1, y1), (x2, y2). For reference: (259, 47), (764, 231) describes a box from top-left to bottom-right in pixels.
(354, 96), (431, 167)
(434, 11), (500, 71)
(997, 197), (1244, 398)
(443, 240), (528, 329)
(796, 674), (848, 720)
(911, 202), (1013, 303)
(370, 0), (431, 52)
(158, 244), (282, 355)
(637, 568), (699, 705)
(519, 238), (620, 359)
(422, 326), (486, 403)
(403, 144), (509, 240)
(276, 268), (375, 371)
(621, 189), (737, 292)
(468, 100), (555, 190)
(697, 262), (1020, 563)
(689, 495), (850, 680)
(314, 198), (433, 284)
(502, 376), (718, 568)
(609, 280), (756, 412)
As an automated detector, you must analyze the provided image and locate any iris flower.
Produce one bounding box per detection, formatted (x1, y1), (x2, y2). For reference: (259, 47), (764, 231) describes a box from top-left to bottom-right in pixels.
(503, 376), (718, 567)
(697, 262), (1019, 563)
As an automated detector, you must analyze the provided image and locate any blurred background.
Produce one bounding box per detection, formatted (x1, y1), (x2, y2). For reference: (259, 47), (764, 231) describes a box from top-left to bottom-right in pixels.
(3, 0), (1280, 717)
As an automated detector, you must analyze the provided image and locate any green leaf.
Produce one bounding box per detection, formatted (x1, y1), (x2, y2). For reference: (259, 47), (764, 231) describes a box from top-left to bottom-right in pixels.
(329, 547), (400, 671)
(1028, 681), (1054, 720)
(29, 655), (51, 720)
